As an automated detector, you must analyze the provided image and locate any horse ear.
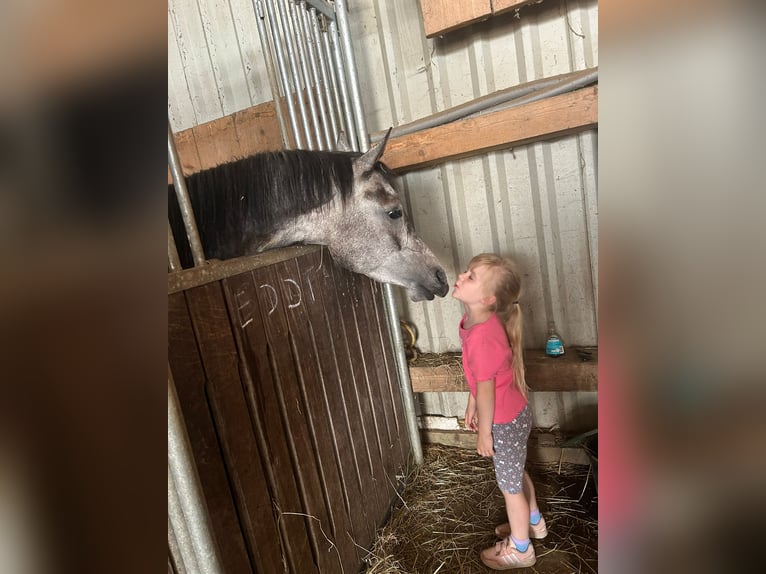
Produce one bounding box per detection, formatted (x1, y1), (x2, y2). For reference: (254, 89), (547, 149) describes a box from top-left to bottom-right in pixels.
(336, 131), (351, 152)
(357, 127), (392, 171)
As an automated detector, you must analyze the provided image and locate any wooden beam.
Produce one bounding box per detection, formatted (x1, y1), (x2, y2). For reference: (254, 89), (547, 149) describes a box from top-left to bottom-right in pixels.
(381, 85), (598, 172)
(420, 430), (592, 464)
(420, 0), (543, 38)
(169, 100), (282, 184)
(420, 0), (492, 38)
(409, 348), (597, 393)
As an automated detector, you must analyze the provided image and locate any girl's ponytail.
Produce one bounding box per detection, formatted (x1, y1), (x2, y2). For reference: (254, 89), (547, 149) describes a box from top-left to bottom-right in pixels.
(505, 301), (528, 399)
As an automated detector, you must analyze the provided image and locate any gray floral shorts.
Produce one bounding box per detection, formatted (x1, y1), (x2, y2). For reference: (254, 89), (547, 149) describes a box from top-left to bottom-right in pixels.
(492, 404), (532, 494)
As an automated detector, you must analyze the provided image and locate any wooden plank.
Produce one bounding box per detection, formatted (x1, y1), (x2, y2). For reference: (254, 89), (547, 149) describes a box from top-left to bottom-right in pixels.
(492, 0), (541, 17)
(420, 0), (492, 38)
(293, 250), (375, 562)
(367, 280), (412, 466)
(328, 258), (392, 525)
(273, 256), (360, 571)
(409, 348), (598, 393)
(421, 430), (591, 464)
(250, 262), (330, 573)
(233, 103), (283, 158)
(224, 270), (318, 574)
(193, 115), (242, 171)
(168, 291), (252, 574)
(184, 281), (284, 573)
(306, 250), (381, 547)
(381, 86), (598, 172)
(168, 100), (283, 184)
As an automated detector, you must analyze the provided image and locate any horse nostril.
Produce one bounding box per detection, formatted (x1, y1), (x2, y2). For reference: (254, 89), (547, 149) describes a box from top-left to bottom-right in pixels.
(435, 268), (448, 290)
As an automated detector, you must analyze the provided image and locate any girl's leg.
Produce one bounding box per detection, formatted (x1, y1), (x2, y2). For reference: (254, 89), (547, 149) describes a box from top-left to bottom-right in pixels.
(523, 470), (539, 516)
(502, 490), (530, 541)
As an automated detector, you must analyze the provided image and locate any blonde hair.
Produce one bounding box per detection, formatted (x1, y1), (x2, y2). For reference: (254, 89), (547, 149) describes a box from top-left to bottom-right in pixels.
(468, 253), (528, 399)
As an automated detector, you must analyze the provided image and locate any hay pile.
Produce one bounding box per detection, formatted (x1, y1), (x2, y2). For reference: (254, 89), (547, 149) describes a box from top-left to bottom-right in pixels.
(363, 445), (597, 573)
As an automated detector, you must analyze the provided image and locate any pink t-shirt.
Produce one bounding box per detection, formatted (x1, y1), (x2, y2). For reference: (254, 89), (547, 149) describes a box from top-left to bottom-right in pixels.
(459, 313), (526, 424)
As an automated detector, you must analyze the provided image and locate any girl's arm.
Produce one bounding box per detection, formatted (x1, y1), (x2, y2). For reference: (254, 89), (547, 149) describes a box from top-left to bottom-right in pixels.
(475, 379), (495, 457)
(465, 392), (478, 431)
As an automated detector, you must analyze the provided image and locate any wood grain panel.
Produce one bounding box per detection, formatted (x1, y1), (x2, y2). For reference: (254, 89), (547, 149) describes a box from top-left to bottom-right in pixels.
(184, 282), (283, 572)
(420, 0), (492, 37)
(382, 86), (598, 172)
(167, 291), (252, 574)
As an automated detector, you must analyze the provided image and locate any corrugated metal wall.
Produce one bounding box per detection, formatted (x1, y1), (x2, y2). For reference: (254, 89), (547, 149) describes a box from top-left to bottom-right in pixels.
(168, 0), (598, 355)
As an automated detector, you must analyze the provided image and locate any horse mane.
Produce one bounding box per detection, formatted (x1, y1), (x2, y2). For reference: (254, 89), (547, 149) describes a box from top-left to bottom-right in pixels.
(169, 149), (358, 266)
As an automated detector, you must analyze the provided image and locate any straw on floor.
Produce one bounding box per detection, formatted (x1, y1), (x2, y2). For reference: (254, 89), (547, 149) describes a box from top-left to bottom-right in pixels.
(362, 444), (597, 573)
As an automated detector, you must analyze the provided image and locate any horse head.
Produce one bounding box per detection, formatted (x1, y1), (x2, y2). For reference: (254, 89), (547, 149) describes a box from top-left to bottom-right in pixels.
(324, 131), (449, 302)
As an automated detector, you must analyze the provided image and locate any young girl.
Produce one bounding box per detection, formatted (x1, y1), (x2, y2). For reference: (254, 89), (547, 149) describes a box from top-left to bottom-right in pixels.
(453, 253), (547, 570)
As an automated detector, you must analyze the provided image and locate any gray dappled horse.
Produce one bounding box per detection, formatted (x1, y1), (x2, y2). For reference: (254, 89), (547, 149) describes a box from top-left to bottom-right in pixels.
(169, 132), (449, 302)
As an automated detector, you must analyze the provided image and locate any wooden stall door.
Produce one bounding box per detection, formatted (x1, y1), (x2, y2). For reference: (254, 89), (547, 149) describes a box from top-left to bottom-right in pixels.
(168, 248), (410, 573)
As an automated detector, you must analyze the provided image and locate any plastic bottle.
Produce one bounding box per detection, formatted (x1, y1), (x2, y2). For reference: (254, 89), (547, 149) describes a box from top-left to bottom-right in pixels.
(545, 321), (565, 357)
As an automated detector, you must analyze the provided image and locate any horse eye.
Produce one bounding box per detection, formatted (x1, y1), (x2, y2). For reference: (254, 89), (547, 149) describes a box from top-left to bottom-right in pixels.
(387, 209), (403, 220)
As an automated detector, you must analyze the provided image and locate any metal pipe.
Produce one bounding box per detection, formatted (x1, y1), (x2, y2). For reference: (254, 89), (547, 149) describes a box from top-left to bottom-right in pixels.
(334, 0), (367, 150)
(276, 0), (314, 148)
(320, 19), (346, 146)
(254, 0), (291, 148)
(264, 0), (304, 148)
(334, 0), (423, 464)
(305, 0), (334, 20)
(168, 120), (206, 267)
(312, 10), (340, 146)
(168, 222), (182, 273)
(168, 471), (199, 574)
(168, 514), (189, 574)
(370, 67), (598, 143)
(328, 19), (357, 150)
(302, 5), (332, 149)
(168, 367), (224, 573)
(290, 0), (322, 149)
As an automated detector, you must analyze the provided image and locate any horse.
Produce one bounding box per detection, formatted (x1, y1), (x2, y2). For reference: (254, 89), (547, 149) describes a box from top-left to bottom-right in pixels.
(168, 132), (449, 302)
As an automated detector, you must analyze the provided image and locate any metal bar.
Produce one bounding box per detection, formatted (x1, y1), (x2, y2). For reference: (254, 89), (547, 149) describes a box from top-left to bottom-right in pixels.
(168, 222), (182, 273)
(168, 367), (224, 573)
(300, 4), (332, 149)
(290, 0), (322, 149)
(168, 471), (199, 574)
(168, 514), (189, 574)
(305, 0), (334, 20)
(311, 10), (340, 147)
(264, 0), (304, 148)
(277, 0), (314, 148)
(254, 0), (291, 148)
(168, 120), (206, 267)
(320, 18), (346, 146)
(334, 0), (367, 150)
(333, 0), (423, 464)
(328, 19), (357, 150)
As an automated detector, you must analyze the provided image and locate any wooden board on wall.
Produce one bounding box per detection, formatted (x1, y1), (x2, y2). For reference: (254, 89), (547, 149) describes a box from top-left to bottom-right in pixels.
(420, 0), (541, 38)
(168, 100), (283, 183)
(420, 0), (492, 37)
(409, 348), (598, 393)
(382, 85), (598, 172)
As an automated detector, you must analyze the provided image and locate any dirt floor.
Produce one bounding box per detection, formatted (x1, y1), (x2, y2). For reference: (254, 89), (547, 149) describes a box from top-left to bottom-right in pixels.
(363, 444), (597, 573)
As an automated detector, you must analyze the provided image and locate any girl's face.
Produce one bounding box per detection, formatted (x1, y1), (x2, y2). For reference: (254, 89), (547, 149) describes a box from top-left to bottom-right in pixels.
(452, 264), (496, 306)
